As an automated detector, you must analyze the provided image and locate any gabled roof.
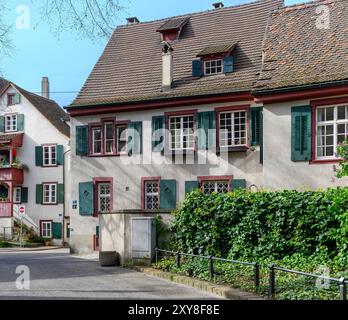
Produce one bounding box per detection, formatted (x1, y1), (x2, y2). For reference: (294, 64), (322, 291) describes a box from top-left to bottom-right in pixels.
(0, 78), (70, 137)
(253, 0), (348, 94)
(70, 0), (284, 108)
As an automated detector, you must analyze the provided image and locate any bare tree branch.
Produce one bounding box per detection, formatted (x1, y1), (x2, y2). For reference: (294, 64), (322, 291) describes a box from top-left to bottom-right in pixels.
(39, 0), (128, 41)
(0, 1), (12, 60)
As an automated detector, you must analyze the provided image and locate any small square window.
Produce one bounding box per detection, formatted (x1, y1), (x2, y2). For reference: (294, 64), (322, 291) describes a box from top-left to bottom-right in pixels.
(5, 114), (18, 132)
(204, 59), (223, 76)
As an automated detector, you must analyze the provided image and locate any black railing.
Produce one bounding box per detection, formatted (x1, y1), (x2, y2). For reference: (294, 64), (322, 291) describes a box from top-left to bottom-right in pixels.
(269, 264), (347, 301)
(155, 248), (260, 291)
(155, 248), (347, 300)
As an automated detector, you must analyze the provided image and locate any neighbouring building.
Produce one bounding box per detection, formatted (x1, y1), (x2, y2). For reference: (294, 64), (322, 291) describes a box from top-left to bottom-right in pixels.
(0, 77), (70, 245)
(65, 0), (348, 256)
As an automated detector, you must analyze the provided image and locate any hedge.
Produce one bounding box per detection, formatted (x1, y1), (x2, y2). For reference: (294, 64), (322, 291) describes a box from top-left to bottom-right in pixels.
(170, 188), (348, 266)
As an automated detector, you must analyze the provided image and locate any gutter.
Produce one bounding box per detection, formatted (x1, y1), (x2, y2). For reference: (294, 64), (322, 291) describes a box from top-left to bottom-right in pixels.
(252, 79), (348, 97)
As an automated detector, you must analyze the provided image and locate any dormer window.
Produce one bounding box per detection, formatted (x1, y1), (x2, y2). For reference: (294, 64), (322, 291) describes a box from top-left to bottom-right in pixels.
(193, 43), (237, 78)
(204, 59), (223, 76)
(7, 93), (21, 106)
(157, 17), (190, 42)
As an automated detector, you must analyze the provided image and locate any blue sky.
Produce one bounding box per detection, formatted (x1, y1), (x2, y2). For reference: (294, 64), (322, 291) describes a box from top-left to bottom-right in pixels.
(1, 0), (308, 107)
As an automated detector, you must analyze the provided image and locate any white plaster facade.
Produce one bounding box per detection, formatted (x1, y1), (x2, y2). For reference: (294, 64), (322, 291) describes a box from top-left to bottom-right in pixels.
(0, 84), (70, 245)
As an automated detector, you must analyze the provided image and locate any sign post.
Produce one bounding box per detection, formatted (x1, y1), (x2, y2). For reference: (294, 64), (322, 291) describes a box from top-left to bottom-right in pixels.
(19, 206), (26, 248)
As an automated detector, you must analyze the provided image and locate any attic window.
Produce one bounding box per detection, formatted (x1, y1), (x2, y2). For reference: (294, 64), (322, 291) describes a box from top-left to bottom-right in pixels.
(157, 17), (190, 42)
(204, 59), (223, 75)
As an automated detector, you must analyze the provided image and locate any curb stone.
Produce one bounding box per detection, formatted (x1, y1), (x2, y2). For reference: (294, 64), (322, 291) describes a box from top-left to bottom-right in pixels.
(134, 266), (266, 300)
(0, 246), (65, 253)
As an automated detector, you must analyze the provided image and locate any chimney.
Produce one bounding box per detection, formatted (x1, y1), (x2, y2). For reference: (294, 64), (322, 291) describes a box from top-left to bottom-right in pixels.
(126, 17), (139, 25)
(212, 2), (224, 9)
(41, 77), (50, 99)
(161, 42), (174, 92)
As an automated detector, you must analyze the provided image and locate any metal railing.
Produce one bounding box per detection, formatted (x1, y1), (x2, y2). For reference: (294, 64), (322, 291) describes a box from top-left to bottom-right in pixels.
(269, 264), (347, 301)
(155, 248), (347, 300)
(155, 248), (260, 291)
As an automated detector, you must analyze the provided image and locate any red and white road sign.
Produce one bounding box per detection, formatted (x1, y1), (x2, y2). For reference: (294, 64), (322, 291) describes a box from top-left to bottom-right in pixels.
(19, 205), (26, 216)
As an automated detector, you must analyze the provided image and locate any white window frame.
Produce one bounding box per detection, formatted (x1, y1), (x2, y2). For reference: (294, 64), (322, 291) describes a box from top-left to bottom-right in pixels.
(41, 221), (52, 239)
(98, 182), (111, 213)
(43, 145), (57, 167)
(104, 123), (115, 155)
(204, 59), (223, 76)
(43, 183), (57, 205)
(5, 114), (18, 133)
(92, 127), (102, 155)
(169, 115), (195, 151)
(219, 110), (248, 148)
(316, 104), (348, 160)
(13, 187), (21, 204)
(116, 125), (128, 154)
(144, 180), (160, 210)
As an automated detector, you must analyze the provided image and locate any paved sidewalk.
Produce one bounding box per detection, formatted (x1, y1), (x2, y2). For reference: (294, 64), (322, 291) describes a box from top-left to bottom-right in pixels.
(0, 246), (63, 252)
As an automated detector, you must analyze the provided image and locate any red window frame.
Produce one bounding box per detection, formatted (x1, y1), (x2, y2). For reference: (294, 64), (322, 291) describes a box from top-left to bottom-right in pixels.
(165, 110), (198, 153)
(198, 175), (233, 192)
(215, 105), (250, 151)
(310, 97), (348, 165)
(93, 177), (113, 217)
(141, 177), (161, 210)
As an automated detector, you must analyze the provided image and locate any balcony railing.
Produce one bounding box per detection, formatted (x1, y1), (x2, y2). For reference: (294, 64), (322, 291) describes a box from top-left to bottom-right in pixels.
(0, 167), (24, 184)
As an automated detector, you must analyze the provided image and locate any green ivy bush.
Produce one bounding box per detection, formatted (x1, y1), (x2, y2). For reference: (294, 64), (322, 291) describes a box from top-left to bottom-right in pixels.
(171, 188), (348, 266)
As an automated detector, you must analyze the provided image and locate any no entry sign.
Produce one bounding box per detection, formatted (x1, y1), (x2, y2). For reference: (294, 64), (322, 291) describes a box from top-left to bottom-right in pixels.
(19, 205), (26, 216)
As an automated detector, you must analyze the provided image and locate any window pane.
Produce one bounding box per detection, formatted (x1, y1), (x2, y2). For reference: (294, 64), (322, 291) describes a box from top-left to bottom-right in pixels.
(337, 106), (346, 120)
(326, 107), (334, 121)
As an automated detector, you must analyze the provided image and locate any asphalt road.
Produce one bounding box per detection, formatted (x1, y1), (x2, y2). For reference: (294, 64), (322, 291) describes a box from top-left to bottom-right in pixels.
(0, 249), (221, 300)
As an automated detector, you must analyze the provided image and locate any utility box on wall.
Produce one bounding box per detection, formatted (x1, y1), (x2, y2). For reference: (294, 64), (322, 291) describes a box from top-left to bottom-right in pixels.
(131, 217), (156, 264)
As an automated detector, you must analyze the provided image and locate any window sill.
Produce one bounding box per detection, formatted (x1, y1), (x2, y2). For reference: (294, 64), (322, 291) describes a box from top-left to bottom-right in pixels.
(309, 158), (342, 165)
(218, 146), (249, 153)
(164, 149), (196, 156)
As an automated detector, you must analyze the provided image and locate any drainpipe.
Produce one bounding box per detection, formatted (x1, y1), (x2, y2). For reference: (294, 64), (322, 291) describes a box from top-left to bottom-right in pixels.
(62, 148), (71, 246)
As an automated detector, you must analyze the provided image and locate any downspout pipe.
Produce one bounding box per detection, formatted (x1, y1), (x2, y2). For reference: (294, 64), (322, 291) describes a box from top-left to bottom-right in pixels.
(62, 148), (71, 246)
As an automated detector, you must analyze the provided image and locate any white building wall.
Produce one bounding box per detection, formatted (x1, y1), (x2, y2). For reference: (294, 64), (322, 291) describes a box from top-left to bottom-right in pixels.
(69, 99), (264, 253)
(0, 86), (69, 244)
(263, 94), (348, 190)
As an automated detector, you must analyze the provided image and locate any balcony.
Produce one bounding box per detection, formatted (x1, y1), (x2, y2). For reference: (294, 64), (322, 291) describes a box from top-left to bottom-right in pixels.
(0, 168), (24, 184)
(0, 202), (12, 217)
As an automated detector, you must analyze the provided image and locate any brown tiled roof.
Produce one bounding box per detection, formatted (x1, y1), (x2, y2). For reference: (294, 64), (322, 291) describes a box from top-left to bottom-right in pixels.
(70, 0), (284, 108)
(253, 0), (348, 94)
(0, 78), (70, 137)
(197, 44), (237, 57)
(156, 17), (190, 32)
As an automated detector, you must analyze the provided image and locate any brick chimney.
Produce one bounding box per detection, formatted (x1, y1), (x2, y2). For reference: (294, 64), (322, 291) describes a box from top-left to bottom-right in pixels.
(161, 41), (174, 92)
(41, 77), (50, 99)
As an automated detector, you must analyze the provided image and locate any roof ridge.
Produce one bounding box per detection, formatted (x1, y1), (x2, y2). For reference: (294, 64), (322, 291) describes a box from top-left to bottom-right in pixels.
(271, 0), (344, 14)
(116, 0), (283, 29)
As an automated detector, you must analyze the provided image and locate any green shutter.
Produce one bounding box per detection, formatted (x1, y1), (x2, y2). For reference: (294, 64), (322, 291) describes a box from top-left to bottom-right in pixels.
(160, 180), (177, 210)
(250, 108), (262, 146)
(231, 179), (247, 190)
(57, 184), (64, 204)
(128, 121), (143, 155)
(96, 226), (100, 237)
(21, 187), (28, 203)
(14, 93), (21, 104)
(36, 184), (43, 204)
(291, 106), (312, 162)
(0, 116), (4, 133)
(79, 182), (94, 216)
(152, 115), (165, 152)
(76, 126), (89, 156)
(197, 111), (216, 150)
(52, 222), (62, 239)
(192, 60), (203, 77)
(17, 114), (24, 131)
(185, 181), (199, 194)
(57, 145), (64, 165)
(35, 146), (43, 166)
(223, 56), (234, 74)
